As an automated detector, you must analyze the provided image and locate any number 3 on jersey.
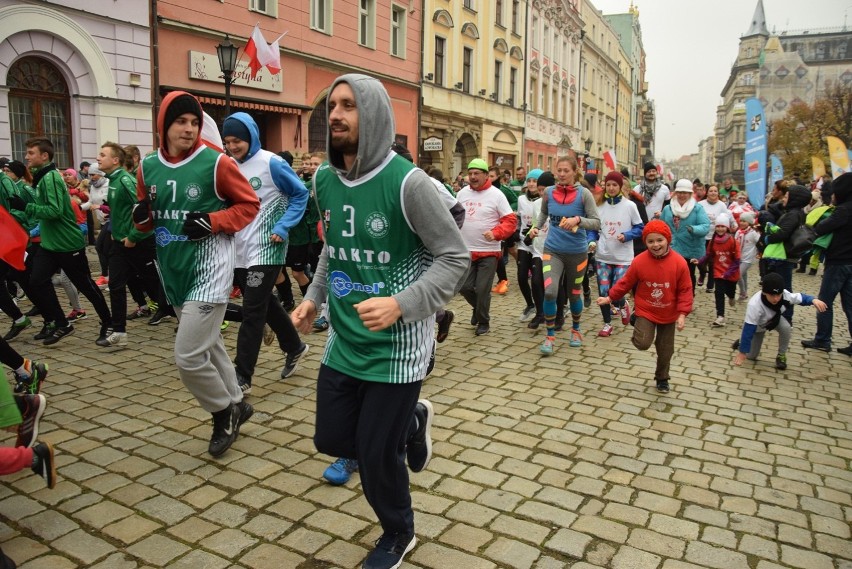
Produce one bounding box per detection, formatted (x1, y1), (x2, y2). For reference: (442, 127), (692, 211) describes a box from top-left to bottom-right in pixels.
(341, 204), (355, 237)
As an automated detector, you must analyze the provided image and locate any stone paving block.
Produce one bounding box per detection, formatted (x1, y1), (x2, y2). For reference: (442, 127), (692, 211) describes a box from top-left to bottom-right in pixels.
(199, 528), (259, 558)
(238, 543), (305, 569)
(17, 509), (79, 541)
(0, 536), (50, 565)
(701, 526), (737, 548)
(101, 514), (162, 544)
(73, 500), (134, 529)
(627, 528), (686, 558)
(313, 538), (370, 568)
(169, 549), (231, 569)
(543, 528), (592, 559)
(89, 552), (139, 569)
(738, 534), (779, 561)
(15, 554), (79, 568)
(633, 491), (681, 516)
(601, 502), (649, 526)
(135, 495), (195, 525)
(126, 533), (191, 566)
(611, 545), (662, 569)
(780, 544), (835, 569)
(483, 536), (541, 569)
(440, 522), (493, 552)
(684, 541), (750, 569)
(777, 523), (813, 548)
(571, 515), (629, 543)
(277, 526), (333, 555)
(51, 528), (115, 565)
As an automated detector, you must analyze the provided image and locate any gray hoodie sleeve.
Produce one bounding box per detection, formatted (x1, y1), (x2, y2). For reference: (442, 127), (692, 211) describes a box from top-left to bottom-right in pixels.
(579, 188), (602, 231)
(395, 169), (469, 323)
(303, 242), (329, 309)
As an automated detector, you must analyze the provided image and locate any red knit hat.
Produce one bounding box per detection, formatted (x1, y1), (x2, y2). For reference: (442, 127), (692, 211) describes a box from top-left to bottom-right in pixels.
(642, 219), (671, 243)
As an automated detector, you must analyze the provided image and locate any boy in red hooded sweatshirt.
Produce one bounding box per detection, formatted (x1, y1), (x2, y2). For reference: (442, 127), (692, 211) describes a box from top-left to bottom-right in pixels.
(597, 220), (693, 393)
(132, 92), (259, 457)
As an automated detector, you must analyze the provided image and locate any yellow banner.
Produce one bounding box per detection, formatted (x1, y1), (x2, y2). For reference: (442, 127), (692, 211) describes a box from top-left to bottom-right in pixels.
(826, 136), (850, 177)
(811, 156), (826, 180)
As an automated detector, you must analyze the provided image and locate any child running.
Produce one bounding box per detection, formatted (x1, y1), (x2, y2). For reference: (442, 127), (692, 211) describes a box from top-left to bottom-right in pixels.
(588, 171), (644, 337)
(732, 272), (827, 370)
(701, 213), (741, 327)
(735, 212), (759, 301)
(527, 156), (601, 354)
(597, 220), (693, 393)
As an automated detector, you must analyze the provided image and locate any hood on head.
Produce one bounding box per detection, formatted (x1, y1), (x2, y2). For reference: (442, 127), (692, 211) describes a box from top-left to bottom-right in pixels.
(831, 172), (852, 205)
(327, 74), (394, 180)
(785, 185), (812, 210)
(157, 91), (204, 156)
(223, 112), (261, 162)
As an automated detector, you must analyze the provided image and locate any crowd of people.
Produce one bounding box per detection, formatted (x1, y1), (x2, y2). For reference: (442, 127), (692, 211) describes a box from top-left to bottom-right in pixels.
(2, 71), (851, 567)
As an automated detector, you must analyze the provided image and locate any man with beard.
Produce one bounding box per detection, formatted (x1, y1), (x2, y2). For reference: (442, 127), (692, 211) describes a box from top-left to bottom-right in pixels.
(634, 162), (670, 220)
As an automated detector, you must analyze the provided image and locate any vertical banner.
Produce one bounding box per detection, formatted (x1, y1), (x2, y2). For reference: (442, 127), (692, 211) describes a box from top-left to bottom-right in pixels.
(769, 154), (784, 187)
(744, 98), (767, 209)
(812, 156), (826, 180)
(826, 136), (851, 177)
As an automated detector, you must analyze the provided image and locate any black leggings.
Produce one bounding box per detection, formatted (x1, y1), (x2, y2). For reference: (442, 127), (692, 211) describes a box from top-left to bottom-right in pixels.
(0, 337), (24, 371)
(516, 250), (536, 309)
(714, 279), (737, 317)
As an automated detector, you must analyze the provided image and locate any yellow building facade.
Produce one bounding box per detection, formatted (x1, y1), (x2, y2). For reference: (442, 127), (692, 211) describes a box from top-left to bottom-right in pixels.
(420, 0), (526, 180)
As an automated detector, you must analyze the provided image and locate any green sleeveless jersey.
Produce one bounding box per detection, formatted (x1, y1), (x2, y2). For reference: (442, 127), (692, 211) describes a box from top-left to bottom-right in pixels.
(315, 155), (435, 384)
(141, 147), (233, 306)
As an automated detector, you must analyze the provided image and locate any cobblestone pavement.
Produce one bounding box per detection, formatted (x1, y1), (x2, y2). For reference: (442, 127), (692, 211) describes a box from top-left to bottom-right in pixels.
(1, 256), (850, 569)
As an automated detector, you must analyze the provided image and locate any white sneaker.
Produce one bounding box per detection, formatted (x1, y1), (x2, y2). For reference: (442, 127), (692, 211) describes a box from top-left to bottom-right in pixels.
(106, 331), (128, 346)
(712, 316), (725, 327)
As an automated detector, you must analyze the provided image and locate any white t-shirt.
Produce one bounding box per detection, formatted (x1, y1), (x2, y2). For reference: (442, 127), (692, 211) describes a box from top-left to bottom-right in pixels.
(516, 194), (538, 253)
(596, 198), (643, 265)
(698, 200), (729, 240)
(457, 185), (513, 253)
(736, 228), (760, 265)
(531, 198), (549, 259)
(634, 183), (670, 219)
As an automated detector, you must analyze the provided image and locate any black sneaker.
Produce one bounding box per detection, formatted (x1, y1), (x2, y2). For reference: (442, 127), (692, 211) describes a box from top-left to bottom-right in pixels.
(43, 324), (74, 346)
(3, 316), (32, 341)
(436, 310), (454, 343)
(208, 404), (240, 457)
(14, 362), (48, 395)
(775, 354), (787, 370)
(583, 290), (592, 308)
(655, 379), (670, 394)
(527, 315), (544, 329)
(407, 400), (434, 473)
(474, 323), (490, 336)
(837, 345), (852, 356)
(237, 373), (252, 395)
(15, 393), (46, 448)
(470, 313), (477, 326)
(235, 400), (253, 436)
(33, 323), (54, 341)
(281, 343), (309, 379)
(801, 339), (831, 352)
(127, 305), (151, 320)
(148, 308), (174, 325)
(31, 441), (56, 489)
(25, 306), (41, 317)
(362, 531), (416, 569)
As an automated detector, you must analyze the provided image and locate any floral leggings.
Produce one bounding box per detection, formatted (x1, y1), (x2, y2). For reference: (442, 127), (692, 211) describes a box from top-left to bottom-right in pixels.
(596, 261), (629, 324)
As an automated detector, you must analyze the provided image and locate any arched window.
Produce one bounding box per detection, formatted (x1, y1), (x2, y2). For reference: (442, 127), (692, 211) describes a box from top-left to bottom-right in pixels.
(8, 57), (72, 167)
(308, 98), (327, 152)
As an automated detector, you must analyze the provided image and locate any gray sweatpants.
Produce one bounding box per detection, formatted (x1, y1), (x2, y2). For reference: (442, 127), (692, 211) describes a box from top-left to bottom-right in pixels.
(747, 316), (792, 359)
(174, 301), (241, 413)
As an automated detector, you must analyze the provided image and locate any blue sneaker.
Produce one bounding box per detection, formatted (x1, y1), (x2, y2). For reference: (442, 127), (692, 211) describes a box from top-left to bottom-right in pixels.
(323, 457), (358, 485)
(313, 316), (329, 332)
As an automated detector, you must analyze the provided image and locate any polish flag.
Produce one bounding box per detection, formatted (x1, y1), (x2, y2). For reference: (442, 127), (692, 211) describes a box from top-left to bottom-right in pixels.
(244, 25), (282, 79)
(201, 111), (223, 152)
(603, 149), (617, 171)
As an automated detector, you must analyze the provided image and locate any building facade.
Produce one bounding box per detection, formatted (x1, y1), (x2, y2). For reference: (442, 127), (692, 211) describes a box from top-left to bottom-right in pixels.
(156, 0), (422, 160)
(0, 0), (152, 168)
(522, 0), (583, 173)
(419, 0), (526, 180)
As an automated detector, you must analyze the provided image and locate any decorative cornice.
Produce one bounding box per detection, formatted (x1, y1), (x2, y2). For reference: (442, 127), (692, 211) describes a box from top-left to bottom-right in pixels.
(432, 9), (454, 28)
(461, 22), (480, 40)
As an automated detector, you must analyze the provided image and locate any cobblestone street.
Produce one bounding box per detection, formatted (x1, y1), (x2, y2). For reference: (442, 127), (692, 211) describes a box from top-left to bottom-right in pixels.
(1, 259), (850, 569)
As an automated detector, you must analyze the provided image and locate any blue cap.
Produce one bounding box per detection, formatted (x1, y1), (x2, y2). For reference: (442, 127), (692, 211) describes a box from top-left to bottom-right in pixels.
(527, 168), (543, 181)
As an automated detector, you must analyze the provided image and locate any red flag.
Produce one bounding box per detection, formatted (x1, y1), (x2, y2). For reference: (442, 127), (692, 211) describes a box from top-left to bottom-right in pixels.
(244, 25), (282, 79)
(603, 149), (617, 171)
(0, 207), (28, 270)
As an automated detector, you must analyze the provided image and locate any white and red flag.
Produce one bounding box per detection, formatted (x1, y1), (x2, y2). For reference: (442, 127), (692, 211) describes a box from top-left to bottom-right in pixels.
(244, 25), (283, 79)
(603, 149), (617, 171)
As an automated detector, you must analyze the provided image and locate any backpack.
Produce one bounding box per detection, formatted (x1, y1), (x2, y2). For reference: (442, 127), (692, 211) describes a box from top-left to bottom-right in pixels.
(785, 223), (816, 258)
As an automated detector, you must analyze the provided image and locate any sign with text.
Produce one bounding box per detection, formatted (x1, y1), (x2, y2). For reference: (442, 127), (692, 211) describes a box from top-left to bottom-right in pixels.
(423, 137), (442, 151)
(188, 51), (282, 93)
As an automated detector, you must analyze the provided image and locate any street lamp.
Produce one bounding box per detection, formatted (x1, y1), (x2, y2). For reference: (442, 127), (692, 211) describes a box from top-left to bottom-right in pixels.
(216, 35), (239, 117)
(583, 137), (593, 174)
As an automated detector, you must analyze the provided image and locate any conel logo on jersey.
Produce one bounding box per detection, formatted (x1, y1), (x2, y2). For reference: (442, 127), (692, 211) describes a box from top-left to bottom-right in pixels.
(154, 226), (188, 247)
(329, 270), (385, 299)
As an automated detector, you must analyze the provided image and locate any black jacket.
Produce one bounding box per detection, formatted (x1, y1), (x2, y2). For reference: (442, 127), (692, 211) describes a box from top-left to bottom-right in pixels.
(765, 186), (811, 246)
(815, 175), (852, 266)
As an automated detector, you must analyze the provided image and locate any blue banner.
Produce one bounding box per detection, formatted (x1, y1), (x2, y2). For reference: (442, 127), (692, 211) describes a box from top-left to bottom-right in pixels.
(744, 98), (767, 208)
(769, 153), (784, 188)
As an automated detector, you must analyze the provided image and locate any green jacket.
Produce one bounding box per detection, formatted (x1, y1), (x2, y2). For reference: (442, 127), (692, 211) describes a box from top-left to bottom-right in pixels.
(288, 179), (321, 247)
(107, 167), (151, 243)
(24, 163), (85, 252)
(498, 183), (518, 211)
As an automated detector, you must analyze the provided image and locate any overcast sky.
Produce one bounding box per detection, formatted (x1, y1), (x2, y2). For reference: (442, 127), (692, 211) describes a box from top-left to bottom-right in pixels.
(591, 0), (850, 160)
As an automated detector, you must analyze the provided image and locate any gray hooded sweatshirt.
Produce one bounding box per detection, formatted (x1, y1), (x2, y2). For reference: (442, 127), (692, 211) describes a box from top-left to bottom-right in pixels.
(305, 73), (469, 325)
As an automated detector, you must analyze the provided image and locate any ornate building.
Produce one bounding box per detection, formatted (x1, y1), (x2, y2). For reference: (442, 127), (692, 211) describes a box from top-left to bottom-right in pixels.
(522, 0), (583, 172)
(420, 0), (526, 179)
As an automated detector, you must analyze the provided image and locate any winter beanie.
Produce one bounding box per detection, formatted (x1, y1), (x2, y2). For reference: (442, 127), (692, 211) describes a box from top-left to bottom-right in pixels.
(761, 272), (784, 294)
(642, 219), (671, 243)
(526, 168), (544, 181)
(604, 171), (624, 188)
(164, 94), (202, 132)
(6, 160), (26, 179)
(643, 161), (657, 174)
(467, 158), (489, 172)
(537, 171), (556, 188)
(222, 117), (251, 142)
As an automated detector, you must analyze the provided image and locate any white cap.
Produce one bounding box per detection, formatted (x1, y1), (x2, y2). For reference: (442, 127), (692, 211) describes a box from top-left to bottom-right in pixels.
(674, 178), (693, 192)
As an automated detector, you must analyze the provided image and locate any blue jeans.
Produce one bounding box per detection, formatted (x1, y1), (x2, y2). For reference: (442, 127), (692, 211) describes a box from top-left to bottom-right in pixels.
(765, 259), (795, 323)
(814, 264), (852, 346)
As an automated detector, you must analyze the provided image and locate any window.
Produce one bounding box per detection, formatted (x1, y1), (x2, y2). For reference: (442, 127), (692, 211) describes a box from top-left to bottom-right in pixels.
(308, 97), (328, 152)
(552, 86), (558, 118)
(494, 60), (503, 100)
(495, 0), (503, 26)
(512, 0), (520, 33)
(391, 5), (405, 57)
(543, 82), (549, 117)
(543, 24), (549, 57)
(509, 66), (517, 105)
(359, 0), (375, 48)
(463, 0), (474, 9)
(434, 36), (446, 86)
(311, 0), (332, 33)
(532, 16), (538, 49)
(463, 47), (473, 93)
(530, 77), (537, 113)
(526, 152), (533, 168)
(8, 56), (72, 168)
(249, 0), (277, 17)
